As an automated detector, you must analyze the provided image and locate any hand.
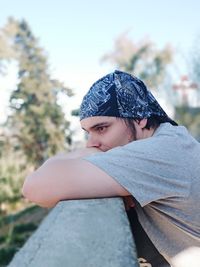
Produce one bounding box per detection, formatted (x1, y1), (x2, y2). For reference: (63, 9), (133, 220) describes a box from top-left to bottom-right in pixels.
(123, 196), (135, 211)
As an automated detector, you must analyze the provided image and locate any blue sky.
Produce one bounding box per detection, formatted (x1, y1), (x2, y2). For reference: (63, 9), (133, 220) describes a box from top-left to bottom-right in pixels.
(1, 0), (200, 123)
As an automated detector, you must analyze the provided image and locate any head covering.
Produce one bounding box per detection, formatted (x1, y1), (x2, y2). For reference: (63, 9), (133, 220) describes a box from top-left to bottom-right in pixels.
(80, 70), (175, 124)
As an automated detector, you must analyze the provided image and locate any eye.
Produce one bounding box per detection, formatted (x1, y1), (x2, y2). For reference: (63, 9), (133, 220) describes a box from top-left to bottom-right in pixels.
(96, 126), (107, 133)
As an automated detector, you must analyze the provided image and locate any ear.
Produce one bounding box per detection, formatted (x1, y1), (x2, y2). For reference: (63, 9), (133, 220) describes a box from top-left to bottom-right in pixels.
(137, 118), (147, 129)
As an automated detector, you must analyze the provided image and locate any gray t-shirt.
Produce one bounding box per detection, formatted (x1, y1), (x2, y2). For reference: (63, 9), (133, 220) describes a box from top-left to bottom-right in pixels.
(84, 123), (200, 267)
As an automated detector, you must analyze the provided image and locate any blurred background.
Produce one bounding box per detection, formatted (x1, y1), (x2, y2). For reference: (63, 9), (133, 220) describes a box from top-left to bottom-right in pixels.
(0, 0), (200, 265)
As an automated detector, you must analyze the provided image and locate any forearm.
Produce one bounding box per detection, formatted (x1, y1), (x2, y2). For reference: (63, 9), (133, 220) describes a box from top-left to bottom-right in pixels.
(22, 146), (130, 207)
(22, 147), (102, 207)
(49, 147), (102, 161)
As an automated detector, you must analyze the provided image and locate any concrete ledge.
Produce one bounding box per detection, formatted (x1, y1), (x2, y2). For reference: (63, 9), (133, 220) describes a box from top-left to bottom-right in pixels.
(8, 198), (139, 267)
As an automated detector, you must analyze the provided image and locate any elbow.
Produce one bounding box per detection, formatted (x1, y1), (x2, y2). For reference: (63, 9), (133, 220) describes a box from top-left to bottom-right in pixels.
(22, 174), (57, 208)
(22, 175), (33, 201)
(22, 182), (28, 201)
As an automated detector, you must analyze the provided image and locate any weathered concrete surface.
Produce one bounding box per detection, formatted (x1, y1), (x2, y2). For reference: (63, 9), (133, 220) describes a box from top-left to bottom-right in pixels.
(8, 198), (139, 267)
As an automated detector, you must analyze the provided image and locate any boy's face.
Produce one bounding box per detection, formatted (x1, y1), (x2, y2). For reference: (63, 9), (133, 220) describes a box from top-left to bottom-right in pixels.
(80, 116), (133, 152)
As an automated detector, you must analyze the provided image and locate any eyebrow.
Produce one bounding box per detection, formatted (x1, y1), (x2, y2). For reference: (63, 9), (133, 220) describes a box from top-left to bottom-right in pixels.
(82, 122), (111, 132)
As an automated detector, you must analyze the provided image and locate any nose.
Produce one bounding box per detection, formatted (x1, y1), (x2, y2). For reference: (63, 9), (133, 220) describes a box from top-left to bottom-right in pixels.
(86, 134), (101, 148)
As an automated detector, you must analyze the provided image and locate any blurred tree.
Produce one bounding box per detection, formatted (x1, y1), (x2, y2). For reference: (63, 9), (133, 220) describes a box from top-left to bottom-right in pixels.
(0, 143), (25, 214)
(175, 106), (200, 141)
(173, 36), (200, 140)
(0, 18), (17, 74)
(0, 18), (74, 263)
(189, 35), (200, 102)
(4, 18), (73, 167)
(102, 32), (173, 89)
(0, 129), (29, 214)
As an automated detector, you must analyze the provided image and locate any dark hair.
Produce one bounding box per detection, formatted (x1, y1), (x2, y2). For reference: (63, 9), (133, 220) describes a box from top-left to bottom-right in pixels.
(144, 115), (178, 130)
(121, 115), (178, 140)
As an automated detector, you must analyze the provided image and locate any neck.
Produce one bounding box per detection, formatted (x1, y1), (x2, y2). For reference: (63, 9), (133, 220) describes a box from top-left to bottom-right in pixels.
(141, 126), (158, 139)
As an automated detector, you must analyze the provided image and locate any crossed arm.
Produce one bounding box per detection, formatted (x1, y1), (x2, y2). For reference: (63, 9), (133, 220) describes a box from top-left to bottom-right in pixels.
(22, 148), (130, 208)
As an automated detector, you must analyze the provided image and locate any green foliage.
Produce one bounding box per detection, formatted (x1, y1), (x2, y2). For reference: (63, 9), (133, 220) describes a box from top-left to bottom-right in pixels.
(12, 222), (37, 234)
(0, 205), (49, 266)
(0, 247), (16, 266)
(102, 32), (173, 89)
(0, 138), (26, 214)
(0, 205), (43, 227)
(71, 108), (80, 117)
(5, 18), (73, 166)
(175, 106), (200, 141)
(0, 222), (38, 266)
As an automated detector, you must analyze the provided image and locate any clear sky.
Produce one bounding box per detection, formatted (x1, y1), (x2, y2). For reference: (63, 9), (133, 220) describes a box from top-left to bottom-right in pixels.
(1, 0), (200, 123)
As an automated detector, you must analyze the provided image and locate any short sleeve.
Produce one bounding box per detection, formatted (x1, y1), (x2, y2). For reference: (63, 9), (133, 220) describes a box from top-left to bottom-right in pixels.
(84, 133), (190, 207)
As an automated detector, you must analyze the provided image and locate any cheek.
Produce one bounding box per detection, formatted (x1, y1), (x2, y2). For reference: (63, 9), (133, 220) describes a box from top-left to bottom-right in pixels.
(103, 128), (131, 149)
(113, 133), (130, 146)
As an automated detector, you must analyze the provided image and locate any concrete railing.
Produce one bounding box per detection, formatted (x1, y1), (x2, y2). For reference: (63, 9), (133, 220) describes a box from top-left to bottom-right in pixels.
(8, 198), (139, 267)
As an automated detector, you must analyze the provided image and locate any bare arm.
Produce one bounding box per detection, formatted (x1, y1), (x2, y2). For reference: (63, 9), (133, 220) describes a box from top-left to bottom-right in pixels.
(22, 148), (130, 208)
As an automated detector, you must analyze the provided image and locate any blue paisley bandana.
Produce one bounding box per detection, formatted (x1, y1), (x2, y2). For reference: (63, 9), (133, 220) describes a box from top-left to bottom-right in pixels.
(80, 70), (172, 121)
